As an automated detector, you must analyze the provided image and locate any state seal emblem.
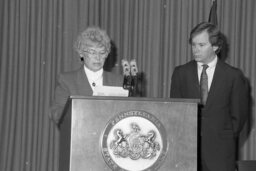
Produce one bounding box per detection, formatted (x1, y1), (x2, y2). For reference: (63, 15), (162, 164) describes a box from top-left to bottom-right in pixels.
(101, 110), (168, 171)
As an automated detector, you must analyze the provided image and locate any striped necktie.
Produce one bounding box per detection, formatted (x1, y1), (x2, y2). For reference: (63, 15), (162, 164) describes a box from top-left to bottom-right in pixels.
(200, 64), (209, 105)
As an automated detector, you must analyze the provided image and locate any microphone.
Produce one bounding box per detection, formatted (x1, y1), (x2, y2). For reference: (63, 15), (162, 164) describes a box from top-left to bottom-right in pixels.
(130, 59), (138, 76)
(121, 59), (131, 90)
(122, 59), (138, 96)
(130, 59), (138, 96)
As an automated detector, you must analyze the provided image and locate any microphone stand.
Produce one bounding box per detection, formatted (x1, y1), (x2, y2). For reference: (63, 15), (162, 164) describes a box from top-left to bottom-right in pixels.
(129, 75), (137, 97)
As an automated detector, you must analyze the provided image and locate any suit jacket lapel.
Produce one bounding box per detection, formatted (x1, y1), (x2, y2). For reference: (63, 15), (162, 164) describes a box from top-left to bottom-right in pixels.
(76, 67), (93, 95)
(190, 61), (200, 98)
(103, 71), (111, 85)
(103, 71), (121, 86)
(206, 60), (226, 107)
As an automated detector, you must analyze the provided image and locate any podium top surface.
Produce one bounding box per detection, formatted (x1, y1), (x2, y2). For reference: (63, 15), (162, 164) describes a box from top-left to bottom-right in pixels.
(69, 95), (200, 104)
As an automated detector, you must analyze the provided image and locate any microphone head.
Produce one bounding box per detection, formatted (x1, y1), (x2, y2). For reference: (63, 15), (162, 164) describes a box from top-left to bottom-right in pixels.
(121, 59), (130, 76)
(130, 59), (138, 76)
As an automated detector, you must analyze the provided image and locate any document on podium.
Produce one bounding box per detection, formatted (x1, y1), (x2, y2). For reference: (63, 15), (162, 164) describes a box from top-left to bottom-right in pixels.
(93, 86), (129, 97)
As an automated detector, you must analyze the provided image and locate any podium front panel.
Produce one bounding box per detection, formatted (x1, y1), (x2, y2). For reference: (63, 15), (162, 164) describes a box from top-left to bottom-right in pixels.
(60, 97), (198, 171)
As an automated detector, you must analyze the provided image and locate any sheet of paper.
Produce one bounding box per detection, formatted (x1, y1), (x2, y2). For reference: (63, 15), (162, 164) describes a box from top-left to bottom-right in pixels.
(93, 86), (129, 97)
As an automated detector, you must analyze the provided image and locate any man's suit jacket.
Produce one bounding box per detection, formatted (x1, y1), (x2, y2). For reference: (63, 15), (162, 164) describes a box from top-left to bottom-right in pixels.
(50, 66), (123, 124)
(170, 59), (249, 171)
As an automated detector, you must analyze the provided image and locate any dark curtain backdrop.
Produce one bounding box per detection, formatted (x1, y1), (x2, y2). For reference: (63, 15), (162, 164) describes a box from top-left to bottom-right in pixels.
(0, 0), (255, 170)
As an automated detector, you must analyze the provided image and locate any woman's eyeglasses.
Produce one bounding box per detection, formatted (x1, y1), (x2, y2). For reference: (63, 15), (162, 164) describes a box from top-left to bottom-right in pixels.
(82, 48), (108, 59)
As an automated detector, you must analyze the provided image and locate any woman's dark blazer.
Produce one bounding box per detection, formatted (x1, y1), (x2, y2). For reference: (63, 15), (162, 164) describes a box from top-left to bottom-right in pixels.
(50, 66), (123, 124)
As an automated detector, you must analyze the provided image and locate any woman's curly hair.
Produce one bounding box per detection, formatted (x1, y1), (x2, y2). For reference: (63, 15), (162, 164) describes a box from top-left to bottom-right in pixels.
(73, 26), (111, 56)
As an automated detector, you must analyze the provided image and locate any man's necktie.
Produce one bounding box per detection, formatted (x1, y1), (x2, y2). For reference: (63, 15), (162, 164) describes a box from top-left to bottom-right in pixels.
(200, 64), (209, 105)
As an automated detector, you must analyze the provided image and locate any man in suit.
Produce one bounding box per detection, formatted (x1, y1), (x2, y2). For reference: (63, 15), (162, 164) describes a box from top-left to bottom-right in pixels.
(50, 27), (123, 124)
(170, 22), (249, 171)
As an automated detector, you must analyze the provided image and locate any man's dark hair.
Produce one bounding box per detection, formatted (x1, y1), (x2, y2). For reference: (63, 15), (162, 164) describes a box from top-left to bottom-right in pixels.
(189, 22), (224, 54)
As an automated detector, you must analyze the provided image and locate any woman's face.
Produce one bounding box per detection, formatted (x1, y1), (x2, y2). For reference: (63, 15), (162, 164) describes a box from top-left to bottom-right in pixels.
(81, 45), (108, 72)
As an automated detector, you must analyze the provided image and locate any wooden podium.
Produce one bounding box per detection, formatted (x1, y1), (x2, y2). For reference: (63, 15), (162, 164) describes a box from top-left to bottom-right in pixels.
(59, 96), (198, 171)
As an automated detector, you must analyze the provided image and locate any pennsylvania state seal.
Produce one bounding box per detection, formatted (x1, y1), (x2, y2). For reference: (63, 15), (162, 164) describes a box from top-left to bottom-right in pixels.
(101, 110), (168, 171)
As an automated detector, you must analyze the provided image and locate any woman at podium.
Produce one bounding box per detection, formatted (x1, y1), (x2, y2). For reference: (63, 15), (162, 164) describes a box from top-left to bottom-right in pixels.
(49, 26), (123, 124)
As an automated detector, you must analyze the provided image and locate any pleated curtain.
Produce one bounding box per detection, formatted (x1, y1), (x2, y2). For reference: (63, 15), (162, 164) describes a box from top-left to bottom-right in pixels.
(0, 0), (255, 170)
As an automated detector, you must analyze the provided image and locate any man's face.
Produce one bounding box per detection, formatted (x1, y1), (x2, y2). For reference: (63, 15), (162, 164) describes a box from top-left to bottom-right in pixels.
(81, 46), (108, 72)
(191, 31), (218, 64)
